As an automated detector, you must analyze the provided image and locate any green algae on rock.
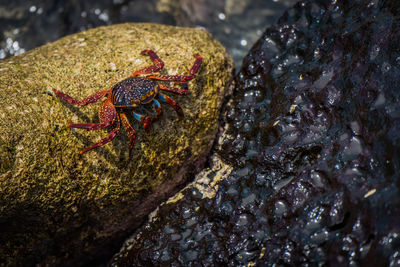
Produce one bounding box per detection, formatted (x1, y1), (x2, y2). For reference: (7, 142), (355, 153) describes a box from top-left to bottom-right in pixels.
(0, 23), (233, 266)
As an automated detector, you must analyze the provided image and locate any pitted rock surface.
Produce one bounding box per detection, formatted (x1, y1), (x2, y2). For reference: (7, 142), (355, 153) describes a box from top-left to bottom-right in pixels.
(111, 1), (400, 266)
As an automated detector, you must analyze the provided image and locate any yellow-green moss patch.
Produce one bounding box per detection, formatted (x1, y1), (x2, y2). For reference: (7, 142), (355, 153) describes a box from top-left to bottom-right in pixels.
(0, 23), (233, 266)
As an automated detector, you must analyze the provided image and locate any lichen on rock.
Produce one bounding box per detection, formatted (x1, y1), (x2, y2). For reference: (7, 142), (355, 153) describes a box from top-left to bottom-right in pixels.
(0, 23), (233, 266)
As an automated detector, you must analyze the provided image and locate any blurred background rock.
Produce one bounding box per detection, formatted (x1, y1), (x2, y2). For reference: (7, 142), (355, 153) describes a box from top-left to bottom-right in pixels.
(0, 0), (297, 69)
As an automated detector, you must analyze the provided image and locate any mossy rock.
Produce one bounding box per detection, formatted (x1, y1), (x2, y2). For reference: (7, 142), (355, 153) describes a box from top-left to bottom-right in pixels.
(0, 23), (233, 266)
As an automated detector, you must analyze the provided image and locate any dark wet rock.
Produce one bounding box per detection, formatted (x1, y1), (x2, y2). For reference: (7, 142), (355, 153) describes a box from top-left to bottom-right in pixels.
(111, 0), (400, 266)
(0, 23), (233, 266)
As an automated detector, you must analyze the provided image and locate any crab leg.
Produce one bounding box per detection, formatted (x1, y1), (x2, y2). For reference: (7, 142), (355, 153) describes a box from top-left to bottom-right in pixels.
(131, 49), (165, 77)
(145, 54), (202, 83)
(79, 119), (120, 155)
(69, 121), (113, 130)
(151, 99), (163, 121)
(120, 112), (136, 157)
(158, 93), (183, 118)
(53, 89), (109, 106)
(69, 98), (117, 130)
(159, 84), (189, 95)
(188, 54), (203, 76)
(77, 100), (119, 154)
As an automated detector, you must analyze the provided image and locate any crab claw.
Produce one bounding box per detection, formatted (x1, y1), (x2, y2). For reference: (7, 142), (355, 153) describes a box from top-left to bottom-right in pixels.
(141, 49), (150, 55)
(143, 116), (152, 133)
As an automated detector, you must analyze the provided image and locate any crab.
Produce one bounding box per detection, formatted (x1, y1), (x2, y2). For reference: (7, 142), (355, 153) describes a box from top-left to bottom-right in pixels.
(53, 49), (202, 156)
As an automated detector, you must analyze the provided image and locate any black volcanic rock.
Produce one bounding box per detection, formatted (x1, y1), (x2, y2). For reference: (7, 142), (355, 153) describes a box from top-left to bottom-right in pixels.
(111, 0), (400, 266)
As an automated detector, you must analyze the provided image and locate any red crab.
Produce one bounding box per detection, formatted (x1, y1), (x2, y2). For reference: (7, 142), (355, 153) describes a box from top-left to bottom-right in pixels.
(53, 49), (202, 156)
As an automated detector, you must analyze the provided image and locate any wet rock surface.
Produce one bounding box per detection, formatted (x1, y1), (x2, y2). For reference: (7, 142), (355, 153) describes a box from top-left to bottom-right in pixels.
(111, 1), (400, 266)
(0, 23), (233, 266)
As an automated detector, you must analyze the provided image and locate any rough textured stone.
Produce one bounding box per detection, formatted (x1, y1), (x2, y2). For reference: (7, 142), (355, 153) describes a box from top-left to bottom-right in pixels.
(0, 23), (233, 266)
(110, 1), (400, 266)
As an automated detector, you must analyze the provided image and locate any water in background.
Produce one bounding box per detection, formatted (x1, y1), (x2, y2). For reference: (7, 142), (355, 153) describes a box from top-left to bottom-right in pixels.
(0, 0), (297, 69)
